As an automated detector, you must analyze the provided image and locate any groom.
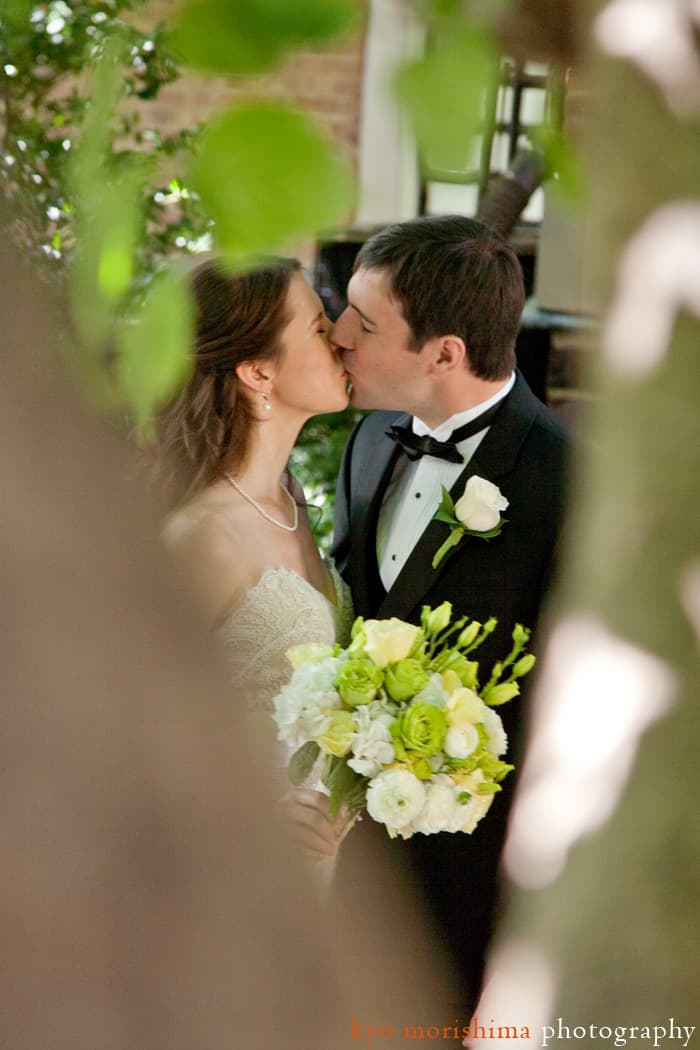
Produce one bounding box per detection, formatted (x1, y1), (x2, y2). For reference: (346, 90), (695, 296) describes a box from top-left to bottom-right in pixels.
(330, 215), (571, 1009)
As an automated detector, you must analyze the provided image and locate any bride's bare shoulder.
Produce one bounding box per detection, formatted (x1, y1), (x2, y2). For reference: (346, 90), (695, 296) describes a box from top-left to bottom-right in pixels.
(161, 487), (257, 624)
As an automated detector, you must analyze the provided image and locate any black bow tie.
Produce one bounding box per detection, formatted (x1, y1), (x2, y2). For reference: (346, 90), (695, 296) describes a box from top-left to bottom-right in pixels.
(386, 399), (505, 464)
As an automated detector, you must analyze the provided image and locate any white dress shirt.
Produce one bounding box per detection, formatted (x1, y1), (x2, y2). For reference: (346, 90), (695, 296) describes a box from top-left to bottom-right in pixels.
(377, 373), (515, 591)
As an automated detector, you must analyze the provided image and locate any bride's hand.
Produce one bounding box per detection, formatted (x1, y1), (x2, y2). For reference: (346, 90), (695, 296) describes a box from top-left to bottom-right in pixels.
(281, 788), (350, 860)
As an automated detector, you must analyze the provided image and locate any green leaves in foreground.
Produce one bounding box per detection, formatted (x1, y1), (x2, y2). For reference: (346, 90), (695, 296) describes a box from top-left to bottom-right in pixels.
(190, 101), (355, 263)
(289, 741), (321, 787)
(116, 270), (194, 431)
(171, 0), (357, 76)
(396, 25), (498, 174)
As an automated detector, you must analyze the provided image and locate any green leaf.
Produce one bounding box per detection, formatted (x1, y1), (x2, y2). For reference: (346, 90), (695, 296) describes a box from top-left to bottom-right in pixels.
(171, 0), (357, 76)
(433, 484), (458, 524)
(70, 167), (146, 347)
(322, 755), (366, 821)
(533, 126), (586, 205)
(115, 268), (194, 428)
(396, 25), (498, 174)
(287, 741), (321, 787)
(463, 518), (508, 541)
(190, 101), (355, 263)
(3, 0), (32, 28)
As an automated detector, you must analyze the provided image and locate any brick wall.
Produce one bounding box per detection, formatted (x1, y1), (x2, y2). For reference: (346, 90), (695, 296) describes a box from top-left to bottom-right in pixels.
(132, 1), (367, 169)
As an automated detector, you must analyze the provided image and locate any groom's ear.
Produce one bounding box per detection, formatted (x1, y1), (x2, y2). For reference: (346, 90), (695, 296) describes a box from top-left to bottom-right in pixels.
(235, 359), (274, 395)
(426, 335), (467, 374)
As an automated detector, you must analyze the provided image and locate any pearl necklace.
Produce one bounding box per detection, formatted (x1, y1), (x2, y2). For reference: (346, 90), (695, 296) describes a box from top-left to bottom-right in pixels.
(223, 473), (299, 532)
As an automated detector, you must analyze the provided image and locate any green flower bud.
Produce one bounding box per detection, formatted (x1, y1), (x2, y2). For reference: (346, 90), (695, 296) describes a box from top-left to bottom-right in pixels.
(421, 601), (452, 636)
(337, 658), (383, 707)
(351, 616), (365, 639)
(457, 621), (481, 648)
(512, 623), (530, 647)
(385, 658), (430, 701)
(393, 701), (447, 757)
(411, 757), (434, 780)
(483, 682), (520, 706)
(483, 617), (498, 635)
(431, 650), (479, 689)
(513, 654), (536, 678)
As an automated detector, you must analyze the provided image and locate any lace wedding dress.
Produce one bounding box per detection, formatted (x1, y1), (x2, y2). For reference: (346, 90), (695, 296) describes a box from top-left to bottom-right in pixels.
(217, 561), (354, 790)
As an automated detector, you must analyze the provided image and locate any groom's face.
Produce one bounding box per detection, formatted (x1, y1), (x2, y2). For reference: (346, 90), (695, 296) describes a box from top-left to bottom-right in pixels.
(331, 266), (431, 412)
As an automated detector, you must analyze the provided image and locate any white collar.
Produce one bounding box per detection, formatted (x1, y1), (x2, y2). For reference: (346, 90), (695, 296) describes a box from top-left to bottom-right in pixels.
(412, 372), (515, 441)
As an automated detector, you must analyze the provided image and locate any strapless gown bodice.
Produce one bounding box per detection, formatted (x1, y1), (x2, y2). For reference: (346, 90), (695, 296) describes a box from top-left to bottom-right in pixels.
(218, 561), (354, 713)
(218, 561), (355, 889)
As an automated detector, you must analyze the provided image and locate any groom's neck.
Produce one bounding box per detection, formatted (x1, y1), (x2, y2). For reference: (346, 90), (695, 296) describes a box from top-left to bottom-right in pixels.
(413, 373), (511, 429)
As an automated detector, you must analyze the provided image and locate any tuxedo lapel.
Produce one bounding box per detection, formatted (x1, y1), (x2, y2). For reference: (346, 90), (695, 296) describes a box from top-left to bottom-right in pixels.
(349, 412), (405, 616)
(376, 375), (540, 620)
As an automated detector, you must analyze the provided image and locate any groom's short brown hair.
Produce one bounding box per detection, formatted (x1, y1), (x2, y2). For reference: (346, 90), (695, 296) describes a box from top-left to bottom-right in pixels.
(354, 215), (524, 380)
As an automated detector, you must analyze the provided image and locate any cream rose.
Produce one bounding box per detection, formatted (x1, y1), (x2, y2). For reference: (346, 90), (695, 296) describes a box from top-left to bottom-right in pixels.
(446, 685), (488, 727)
(362, 618), (421, 668)
(454, 476), (508, 532)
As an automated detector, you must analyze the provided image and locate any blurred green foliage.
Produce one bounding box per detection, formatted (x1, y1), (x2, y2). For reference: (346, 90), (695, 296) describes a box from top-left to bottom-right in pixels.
(396, 23), (498, 175)
(171, 0), (357, 77)
(291, 408), (365, 548)
(191, 101), (355, 266)
(0, 0), (209, 283)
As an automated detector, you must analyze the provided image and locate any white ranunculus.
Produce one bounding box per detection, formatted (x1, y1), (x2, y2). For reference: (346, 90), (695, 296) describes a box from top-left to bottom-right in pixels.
(362, 618), (421, 668)
(481, 705), (508, 756)
(444, 723), (480, 760)
(453, 476), (508, 532)
(413, 780), (460, 835)
(348, 706), (396, 777)
(366, 769), (426, 830)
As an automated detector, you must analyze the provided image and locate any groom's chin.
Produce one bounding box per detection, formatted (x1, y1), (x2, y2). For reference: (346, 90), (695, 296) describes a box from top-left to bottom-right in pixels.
(348, 384), (374, 410)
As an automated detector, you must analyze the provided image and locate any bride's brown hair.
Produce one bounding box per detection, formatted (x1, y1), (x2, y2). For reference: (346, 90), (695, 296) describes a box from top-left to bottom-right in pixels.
(153, 256), (302, 505)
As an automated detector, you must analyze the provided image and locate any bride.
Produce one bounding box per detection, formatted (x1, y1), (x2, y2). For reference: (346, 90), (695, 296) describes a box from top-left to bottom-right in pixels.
(155, 256), (353, 860)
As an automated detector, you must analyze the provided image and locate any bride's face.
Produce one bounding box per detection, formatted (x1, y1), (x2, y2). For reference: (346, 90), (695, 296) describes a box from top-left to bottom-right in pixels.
(271, 273), (349, 418)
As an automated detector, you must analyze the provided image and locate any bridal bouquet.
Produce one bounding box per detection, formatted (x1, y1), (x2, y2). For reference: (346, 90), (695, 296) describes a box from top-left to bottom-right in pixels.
(271, 603), (535, 839)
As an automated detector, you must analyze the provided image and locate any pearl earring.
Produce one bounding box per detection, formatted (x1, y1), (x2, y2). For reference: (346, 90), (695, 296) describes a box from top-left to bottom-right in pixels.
(262, 392), (271, 413)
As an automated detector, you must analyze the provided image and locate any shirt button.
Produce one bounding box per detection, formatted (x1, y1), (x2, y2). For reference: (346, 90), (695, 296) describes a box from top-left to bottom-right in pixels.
(391, 554), (396, 561)
(415, 492), (421, 499)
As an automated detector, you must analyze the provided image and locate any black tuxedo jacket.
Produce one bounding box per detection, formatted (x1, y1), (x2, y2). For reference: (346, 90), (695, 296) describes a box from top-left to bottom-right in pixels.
(331, 373), (571, 1008)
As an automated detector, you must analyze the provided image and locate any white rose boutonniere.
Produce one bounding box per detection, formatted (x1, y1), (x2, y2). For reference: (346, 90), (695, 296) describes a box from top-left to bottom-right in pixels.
(431, 476), (509, 569)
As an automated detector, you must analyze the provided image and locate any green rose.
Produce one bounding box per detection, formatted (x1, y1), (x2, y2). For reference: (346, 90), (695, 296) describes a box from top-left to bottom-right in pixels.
(337, 658), (383, 707)
(385, 658), (430, 702)
(392, 701), (447, 758)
